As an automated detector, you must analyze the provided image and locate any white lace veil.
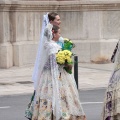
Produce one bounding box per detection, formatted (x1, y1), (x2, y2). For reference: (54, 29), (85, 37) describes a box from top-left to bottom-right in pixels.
(33, 18), (62, 119)
(32, 13), (63, 119)
(32, 13), (49, 89)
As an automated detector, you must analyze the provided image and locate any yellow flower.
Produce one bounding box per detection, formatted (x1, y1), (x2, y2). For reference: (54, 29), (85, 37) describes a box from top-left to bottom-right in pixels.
(56, 50), (73, 65)
(67, 58), (72, 63)
(63, 50), (72, 56)
(56, 58), (65, 64)
(64, 38), (73, 44)
(64, 38), (69, 41)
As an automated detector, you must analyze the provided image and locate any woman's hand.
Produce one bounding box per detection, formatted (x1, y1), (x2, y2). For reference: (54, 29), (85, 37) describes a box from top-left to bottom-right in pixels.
(64, 63), (72, 74)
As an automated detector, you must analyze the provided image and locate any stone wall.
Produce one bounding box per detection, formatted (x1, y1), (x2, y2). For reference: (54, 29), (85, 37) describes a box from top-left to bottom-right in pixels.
(0, 0), (120, 68)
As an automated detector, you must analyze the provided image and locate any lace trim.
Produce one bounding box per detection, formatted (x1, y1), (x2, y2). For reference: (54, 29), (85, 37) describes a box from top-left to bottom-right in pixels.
(50, 54), (62, 120)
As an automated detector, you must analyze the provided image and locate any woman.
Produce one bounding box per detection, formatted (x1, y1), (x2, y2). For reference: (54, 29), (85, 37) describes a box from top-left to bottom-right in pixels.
(32, 24), (86, 120)
(25, 12), (64, 120)
(32, 12), (64, 90)
(102, 40), (120, 120)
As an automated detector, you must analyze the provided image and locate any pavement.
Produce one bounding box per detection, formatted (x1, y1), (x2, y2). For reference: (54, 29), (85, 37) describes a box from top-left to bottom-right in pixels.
(0, 63), (114, 96)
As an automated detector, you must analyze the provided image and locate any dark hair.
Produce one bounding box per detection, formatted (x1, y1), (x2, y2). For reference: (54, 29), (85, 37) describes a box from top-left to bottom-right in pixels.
(52, 25), (60, 33)
(48, 12), (58, 21)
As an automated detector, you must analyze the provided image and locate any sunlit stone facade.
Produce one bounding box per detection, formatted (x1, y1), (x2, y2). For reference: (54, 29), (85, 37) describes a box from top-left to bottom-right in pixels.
(0, 0), (120, 68)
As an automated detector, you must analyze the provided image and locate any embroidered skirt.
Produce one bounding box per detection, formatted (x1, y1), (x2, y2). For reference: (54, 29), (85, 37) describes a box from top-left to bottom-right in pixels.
(32, 68), (86, 120)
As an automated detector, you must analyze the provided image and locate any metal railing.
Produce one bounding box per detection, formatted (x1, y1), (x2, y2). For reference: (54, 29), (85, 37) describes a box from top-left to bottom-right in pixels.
(74, 56), (78, 89)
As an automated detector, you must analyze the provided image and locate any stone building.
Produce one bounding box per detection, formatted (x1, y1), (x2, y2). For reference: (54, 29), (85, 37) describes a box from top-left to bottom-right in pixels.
(0, 0), (120, 68)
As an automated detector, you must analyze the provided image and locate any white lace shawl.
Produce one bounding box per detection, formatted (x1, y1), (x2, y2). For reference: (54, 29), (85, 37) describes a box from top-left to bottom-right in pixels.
(33, 23), (53, 90)
(47, 42), (62, 120)
(32, 13), (49, 89)
(35, 23), (62, 120)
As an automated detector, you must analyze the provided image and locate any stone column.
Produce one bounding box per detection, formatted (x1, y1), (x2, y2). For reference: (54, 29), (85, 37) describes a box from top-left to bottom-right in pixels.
(11, 11), (41, 66)
(1, 0), (120, 68)
(0, 1), (13, 68)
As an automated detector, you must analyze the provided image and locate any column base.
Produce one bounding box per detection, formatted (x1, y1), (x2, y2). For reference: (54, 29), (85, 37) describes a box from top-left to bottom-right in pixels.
(13, 41), (38, 66)
(73, 39), (118, 63)
(0, 43), (13, 68)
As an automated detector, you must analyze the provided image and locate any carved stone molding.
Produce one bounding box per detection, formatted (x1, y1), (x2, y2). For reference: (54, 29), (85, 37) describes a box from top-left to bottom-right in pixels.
(1, 1), (120, 12)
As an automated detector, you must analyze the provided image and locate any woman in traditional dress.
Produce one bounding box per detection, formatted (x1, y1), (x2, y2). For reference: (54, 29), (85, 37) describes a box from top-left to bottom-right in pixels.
(102, 40), (120, 120)
(25, 12), (64, 120)
(32, 23), (86, 120)
(32, 12), (63, 90)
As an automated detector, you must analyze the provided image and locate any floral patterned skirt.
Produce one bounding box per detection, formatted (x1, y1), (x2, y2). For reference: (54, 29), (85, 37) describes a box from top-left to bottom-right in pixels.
(32, 68), (86, 120)
(32, 99), (86, 120)
(102, 70), (120, 120)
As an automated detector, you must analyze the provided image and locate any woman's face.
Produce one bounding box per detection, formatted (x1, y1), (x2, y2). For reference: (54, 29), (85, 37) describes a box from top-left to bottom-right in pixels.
(51, 15), (61, 27)
(53, 29), (61, 41)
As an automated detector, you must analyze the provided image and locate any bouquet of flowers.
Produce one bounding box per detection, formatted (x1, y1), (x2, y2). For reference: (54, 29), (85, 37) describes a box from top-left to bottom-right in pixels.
(56, 50), (73, 74)
(62, 38), (75, 51)
(56, 38), (75, 74)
